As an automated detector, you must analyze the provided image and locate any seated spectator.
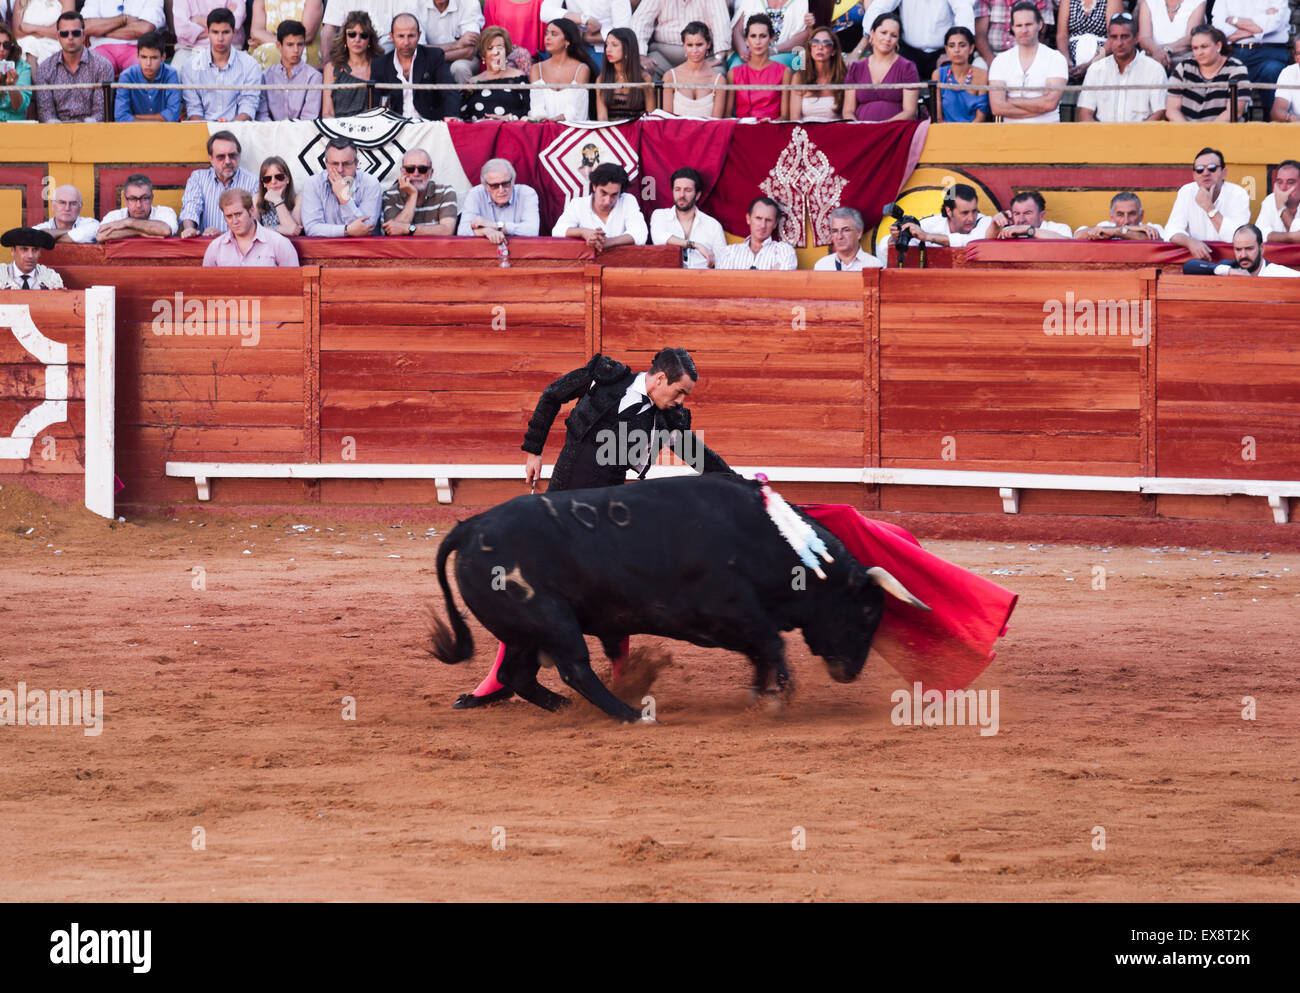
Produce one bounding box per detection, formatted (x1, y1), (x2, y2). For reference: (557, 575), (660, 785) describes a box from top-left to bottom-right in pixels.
(202, 189), (299, 267)
(988, 2), (1067, 122)
(540, 0), (632, 69)
(1136, 0), (1203, 73)
(35, 185), (99, 243)
(13, 0), (74, 70)
(249, 0), (323, 71)
(553, 162), (648, 250)
(181, 8), (262, 121)
(1254, 159), (1300, 242)
(892, 183), (993, 251)
(649, 166), (726, 268)
(0, 20), (33, 121)
(973, 0), (1048, 67)
(258, 19), (322, 120)
(1074, 192), (1165, 240)
(1213, 0), (1289, 118)
(1166, 25), (1248, 121)
(180, 131), (259, 238)
(322, 9), (380, 118)
(859, 0), (973, 81)
(420, 0), (483, 84)
(373, 12), (459, 120)
(381, 149), (458, 237)
(814, 207), (884, 270)
(484, 0), (546, 63)
(633, 0), (731, 79)
(115, 31), (181, 121)
(1056, 0), (1121, 83)
(932, 25), (989, 121)
(301, 137), (383, 237)
(662, 20), (725, 117)
(321, 0), (404, 55)
(843, 12), (918, 121)
(457, 157), (541, 240)
(791, 23), (846, 120)
(529, 18), (596, 122)
(727, 14), (791, 119)
(0, 227), (62, 289)
(988, 190), (1072, 239)
(1270, 35), (1300, 122)
(172, 1), (247, 68)
(1229, 223), (1299, 276)
(597, 26), (655, 118)
(255, 156), (303, 236)
(462, 26), (531, 120)
(33, 12), (114, 121)
(718, 195), (797, 269)
(97, 173), (179, 240)
(1077, 12), (1166, 122)
(1165, 147), (1251, 260)
(730, 0), (811, 70)
(80, 0), (162, 76)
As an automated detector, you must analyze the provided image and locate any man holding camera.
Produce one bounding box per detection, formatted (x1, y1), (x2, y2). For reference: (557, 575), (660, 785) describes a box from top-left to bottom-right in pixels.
(889, 183), (992, 255)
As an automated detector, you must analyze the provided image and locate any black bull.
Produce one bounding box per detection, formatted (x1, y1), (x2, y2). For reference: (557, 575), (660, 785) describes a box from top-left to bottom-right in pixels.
(429, 475), (929, 722)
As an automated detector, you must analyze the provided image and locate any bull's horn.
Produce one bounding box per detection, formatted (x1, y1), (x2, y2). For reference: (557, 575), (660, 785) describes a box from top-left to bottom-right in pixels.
(866, 567), (932, 611)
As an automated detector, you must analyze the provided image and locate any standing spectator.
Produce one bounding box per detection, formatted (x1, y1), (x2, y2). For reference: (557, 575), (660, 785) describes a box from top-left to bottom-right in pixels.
(632, 0), (731, 78)
(814, 207), (883, 270)
(372, 11), (460, 119)
(80, 0), (163, 76)
(115, 31), (182, 120)
(12, 0), (73, 70)
(726, 14), (790, 119)
(457, 158), (541, 239)
(461, 26), (531, 119)
(33, 12), (114, 121)
(97, 174), (179, 240)
(932, 25), (989, 121)
(843, 10), (919, 120)
(1254, 159), (1300, 243)
(528, 17), (596, 120)
(717, 195), (797, 269)
(321, 0), (406, 54)
(661, 20), (724, 117)
(649, 166), (726, 268)
(1136, 0), (1204, 72)
(381, 148), (458, 236)
(988, 190), (1072, 239)
(540, 0), (632, 69)
(987, 1), (1066, 123)
(1271, 35), (1300, 122)
(249, 0), (323, 70)
(859, 0), (975, 81)
(180, 130), (259, 237)
(421, 0), (484, 83)
(1212, 0), (1290, 118)
(596, 25), (655, 118)
(1165, 147), (1251, 260)
(257, 19), (322, 120)
(0, 227), (62, 289)
(973, 0), (1045, 67)
(203, 188), (301, 266)
(553, 162), (648, 249)
(791, 23), (846, 120)
(483, 0), (546, 58)
(301, 137), (383, 237)
(1056, 0), (1121, 83)
(1165, 24), (1248, 121)
(1074, 191), (1165, 240)
(181, 7), (262, 120)
(1077, 12), (1166, 122)
(730, 0), (811, 70)
(256, 155), (304, 235)
(171, 1), (246, 68)
(0, 19), (33, 120)
(322, 9), (380, 117)
(35, 185), (99, 243)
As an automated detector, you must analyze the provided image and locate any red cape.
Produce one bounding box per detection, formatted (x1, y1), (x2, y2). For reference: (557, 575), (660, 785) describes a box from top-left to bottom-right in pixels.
(801, 505), (1018, 691)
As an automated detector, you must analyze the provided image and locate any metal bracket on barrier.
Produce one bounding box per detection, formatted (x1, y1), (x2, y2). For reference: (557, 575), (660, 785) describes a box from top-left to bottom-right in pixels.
(195, 476), (210, 501)
(435, 477), (453, 504)
(999, 487), (1021, 514)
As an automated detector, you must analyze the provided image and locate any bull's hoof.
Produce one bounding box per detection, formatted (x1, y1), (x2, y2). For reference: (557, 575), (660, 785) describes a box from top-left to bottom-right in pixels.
(452, 687), (515, 709)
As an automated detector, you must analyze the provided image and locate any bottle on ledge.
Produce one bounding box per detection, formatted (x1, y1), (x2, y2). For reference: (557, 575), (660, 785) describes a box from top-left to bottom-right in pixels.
(497, 236), (511, 268)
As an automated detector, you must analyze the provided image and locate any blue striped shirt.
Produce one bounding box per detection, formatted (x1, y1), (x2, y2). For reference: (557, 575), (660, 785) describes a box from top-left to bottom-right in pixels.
(180, 48), (263, 122)
(180, 166), (259, 233)
(114, 63), (183, 122)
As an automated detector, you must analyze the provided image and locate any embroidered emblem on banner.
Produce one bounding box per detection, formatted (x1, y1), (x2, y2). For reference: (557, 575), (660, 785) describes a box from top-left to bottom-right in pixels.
(540, 125), (640, 202)
(298, 109), (408, 184)
(760, 126), (848, 247)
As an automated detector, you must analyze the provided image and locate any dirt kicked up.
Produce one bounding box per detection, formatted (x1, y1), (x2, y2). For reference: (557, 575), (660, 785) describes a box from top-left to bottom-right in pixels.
(1, 484), (1296, 902)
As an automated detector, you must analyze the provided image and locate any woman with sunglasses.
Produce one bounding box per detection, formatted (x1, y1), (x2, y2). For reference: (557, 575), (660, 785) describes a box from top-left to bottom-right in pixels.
(462, 26), (530, 120)
(596, 26), (654, 120)
(931, 25), (988, 123)
(256, 156), (302, 236)
(322, 9), (379, 118)
(790, 23), (845, 120)
(662, 21), (724, 118)
(1166, 24), (1248, 121)
(12, 0), (73, 68)
(0, 20), (33, 119)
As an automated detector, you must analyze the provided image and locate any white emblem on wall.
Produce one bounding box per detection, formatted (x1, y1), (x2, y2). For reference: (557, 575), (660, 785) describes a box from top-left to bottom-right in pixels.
(0, 305), (67, 460)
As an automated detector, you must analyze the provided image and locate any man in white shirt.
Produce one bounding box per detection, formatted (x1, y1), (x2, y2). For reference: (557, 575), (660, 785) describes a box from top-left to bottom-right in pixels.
(1166, 148), (1252, 261)
(0, 227), (63, 289)
(35, 186), (100, 244)
(891, 183), (993, 254)
(815, 207), (884, 271)
(554, 163), (649, 250)
(988, 190), (1071, 239)
(321, 0), (405, 54)
(1255, 159), (1300, 243)
(1076, 13), (1166, 123)
(420, 0), (483, 84)
(717, 196), (797, 270)
(1213, 0), (1291, 117)
(649, 167), (726, 268)
(542, 0), (632, 66)
(1075, 192), (1165, 241)
(1268, 36), (1300, 121)
(1225, 224), (1300, 277)
(97, 174), (179, 240)
(987, 1), (1067, 124)
(863, 0), (975, 81)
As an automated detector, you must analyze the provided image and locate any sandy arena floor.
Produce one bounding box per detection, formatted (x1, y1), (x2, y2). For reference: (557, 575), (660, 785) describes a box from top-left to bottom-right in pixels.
(1, 484), (1296, 902)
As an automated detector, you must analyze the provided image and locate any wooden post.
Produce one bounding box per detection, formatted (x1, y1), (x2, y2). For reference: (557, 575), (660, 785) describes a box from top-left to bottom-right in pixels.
(83, 285), (116, 519)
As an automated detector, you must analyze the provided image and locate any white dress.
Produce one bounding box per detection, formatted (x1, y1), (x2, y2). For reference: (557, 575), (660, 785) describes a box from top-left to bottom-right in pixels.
(664, 68), (720, 117)
(1142, 0), (1199, 50)
(798, 94), (838, 120)
(529, 62), (590, 122)
(17, 0), (64, 64)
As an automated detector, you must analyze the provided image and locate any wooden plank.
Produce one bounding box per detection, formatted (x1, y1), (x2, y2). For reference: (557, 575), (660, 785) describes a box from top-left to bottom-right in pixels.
(600, 268), (865, 300)
(882, 381), (1140, 409)
(320, 267), (585, 302)
(119, 374), (306, 403)
(318, 324), (585, 351)
(318, 303), (585, 326)
(121, 320), (306, 349)
(880, 458), (1141, 475)
(879, 405), (1136, 433)
(880, 431), (1141, 463)
(123, 347), (305, 376)
(0, 366), (88, 399)
(127, 400), (304, 428)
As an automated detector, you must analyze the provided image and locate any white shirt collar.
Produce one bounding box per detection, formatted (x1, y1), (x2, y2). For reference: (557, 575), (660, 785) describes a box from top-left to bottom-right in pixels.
(619, 371), (652, 414)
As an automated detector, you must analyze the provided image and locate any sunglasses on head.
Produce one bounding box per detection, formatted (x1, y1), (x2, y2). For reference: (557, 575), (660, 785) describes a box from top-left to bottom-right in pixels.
(59, 28), (84, 38)
(263, 172), (287, 182)
(403, 164), (430, 174)
(1193, 164), (1222, 174)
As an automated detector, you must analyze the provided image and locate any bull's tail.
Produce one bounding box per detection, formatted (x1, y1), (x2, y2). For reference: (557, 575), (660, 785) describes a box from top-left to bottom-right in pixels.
(867, 567), (932, 612)
(428, 525), (475, 664)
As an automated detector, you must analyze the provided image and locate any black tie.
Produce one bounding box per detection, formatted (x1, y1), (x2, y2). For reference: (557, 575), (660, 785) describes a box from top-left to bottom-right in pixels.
(835, 258), (843, 271)
(21, 274), (30, 289)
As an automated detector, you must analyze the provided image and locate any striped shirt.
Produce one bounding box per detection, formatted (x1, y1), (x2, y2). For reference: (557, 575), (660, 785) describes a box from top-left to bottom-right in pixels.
(180, 166), (259, 232)
(718, 237), (798, 270)
(257, 61), (323, 121)
(33, 51), (115, 123)
(180, 48), (263, 121)
(632, 0), (733, 58)
(382, 181), (459, 227)
(1169, 58), (1249, 121)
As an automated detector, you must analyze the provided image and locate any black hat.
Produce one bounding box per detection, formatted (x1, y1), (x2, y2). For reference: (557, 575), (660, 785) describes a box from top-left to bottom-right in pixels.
(1, 227), (56, 250)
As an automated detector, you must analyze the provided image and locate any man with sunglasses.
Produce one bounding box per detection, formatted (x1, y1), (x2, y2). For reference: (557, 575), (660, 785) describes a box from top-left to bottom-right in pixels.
(1076, 13), (1166, 122)
(382, 149), (458, 237)
(1166, 148), (1251, 262)
(180, 131), (259, 238)
(33, 12), (115, 122)
(457, 158), (540, 242)
(97, 174), (179, 241)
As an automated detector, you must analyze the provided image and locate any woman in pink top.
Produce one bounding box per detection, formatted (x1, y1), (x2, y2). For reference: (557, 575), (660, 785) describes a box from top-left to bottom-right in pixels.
(726, 14), (790, 119)
(484, 0), (545, 56)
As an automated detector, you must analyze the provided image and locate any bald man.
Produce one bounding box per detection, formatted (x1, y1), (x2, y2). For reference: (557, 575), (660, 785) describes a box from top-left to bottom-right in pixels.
(381, 148), (458, 237)
(35, 186), (101, 244)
